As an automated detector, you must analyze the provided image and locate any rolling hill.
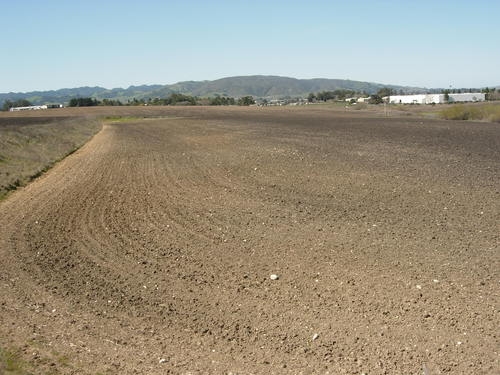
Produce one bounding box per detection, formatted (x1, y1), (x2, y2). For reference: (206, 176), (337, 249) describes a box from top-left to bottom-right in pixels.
(1, 75), (428, 106)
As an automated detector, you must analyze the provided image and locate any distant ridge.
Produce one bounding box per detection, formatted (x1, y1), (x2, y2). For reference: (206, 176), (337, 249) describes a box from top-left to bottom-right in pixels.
(1, 75), (430, 106)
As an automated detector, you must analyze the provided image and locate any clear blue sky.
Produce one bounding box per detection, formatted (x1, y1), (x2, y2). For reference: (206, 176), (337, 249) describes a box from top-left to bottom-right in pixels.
(1, 0), (499, 92)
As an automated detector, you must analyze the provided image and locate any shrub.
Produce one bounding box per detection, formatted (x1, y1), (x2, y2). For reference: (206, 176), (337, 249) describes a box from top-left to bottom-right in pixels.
(440, 103), (500, 122)
(6, 179), (21, 191)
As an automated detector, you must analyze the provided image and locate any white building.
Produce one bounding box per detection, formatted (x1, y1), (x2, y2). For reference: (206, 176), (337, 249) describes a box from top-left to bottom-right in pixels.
(10, 105), (48, 111)
(357, 97), (371, 103)
(425, 94), (444, 104)
(9, 104), (63, 111)
(389, 94), (427, 104)
(388, 93), (485, 105)
(448, 93), (485, 103)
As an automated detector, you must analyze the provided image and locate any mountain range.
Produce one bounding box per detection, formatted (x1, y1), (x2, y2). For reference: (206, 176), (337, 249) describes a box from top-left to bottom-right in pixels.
(1, 75), (434, 106)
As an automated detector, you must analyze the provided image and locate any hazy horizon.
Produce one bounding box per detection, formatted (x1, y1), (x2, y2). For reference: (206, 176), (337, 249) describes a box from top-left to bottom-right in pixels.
(2, 74), (498, 96)
(2, 0), (499, 92)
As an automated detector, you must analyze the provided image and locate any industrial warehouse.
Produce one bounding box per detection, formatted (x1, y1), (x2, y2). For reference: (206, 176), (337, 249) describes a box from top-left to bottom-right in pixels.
(388, 92), (485, 104)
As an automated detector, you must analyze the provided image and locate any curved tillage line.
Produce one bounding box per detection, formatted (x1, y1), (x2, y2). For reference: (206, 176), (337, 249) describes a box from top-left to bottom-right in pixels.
(1, 108), (498, 374)
(122, 119), (237, 247)
(14, 126), (126, 303)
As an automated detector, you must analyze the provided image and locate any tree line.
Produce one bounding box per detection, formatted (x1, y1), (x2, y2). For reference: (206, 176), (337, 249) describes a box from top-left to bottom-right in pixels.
(1, 94), (257, 110)
(4, 87), (498, 111)
(307, 87), (500, 104)
(307, 88), (395, 104)
(1, 99), (33, 111)
(66, 94), (255, 107)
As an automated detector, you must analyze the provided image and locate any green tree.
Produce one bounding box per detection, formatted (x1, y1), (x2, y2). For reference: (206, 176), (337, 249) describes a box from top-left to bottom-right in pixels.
(128, 98), (146, 106)
(166, 93), (197, 105)
(369, 95), (384, 104)
(482, 87), (492, 100)
(2, 99), (33, 111)
(443, 90), (450, 103)
(101, 98), (123, 106)
(237, 96), (255, 106)
(2, 100), (13, 111)
(316, 91), (336, 101)
(376, 87), (394, 98)
(209, 96), (235, 105)
(333, 89), (355, 100)
(68, 97), (100, 107)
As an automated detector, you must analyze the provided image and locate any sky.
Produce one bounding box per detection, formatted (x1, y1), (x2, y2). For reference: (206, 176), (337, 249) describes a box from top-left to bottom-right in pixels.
(1, 0), (499, 92)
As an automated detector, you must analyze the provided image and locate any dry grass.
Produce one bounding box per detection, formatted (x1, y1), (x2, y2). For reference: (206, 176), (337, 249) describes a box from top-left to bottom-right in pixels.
(0, 115), (101, 200)
(0, 346), (28, 375)
(439, 102), (500, 122)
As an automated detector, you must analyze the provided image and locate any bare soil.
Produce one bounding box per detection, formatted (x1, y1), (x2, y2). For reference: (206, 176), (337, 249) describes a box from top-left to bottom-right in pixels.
(0, 106), (498, 374)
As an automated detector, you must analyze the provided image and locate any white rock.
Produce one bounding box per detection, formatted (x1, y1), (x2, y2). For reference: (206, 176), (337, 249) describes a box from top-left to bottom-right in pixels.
(312, 333), (319, 341)
(159, 358), (167, 364)
(270, 274), (279, 280)
(416, 285), (422, 289)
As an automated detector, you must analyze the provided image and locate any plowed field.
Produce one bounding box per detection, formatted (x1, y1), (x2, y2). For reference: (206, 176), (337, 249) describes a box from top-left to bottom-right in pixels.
(0, 106), (498, 374)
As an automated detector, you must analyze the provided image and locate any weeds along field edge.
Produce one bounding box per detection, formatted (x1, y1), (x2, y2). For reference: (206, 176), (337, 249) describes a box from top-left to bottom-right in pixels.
(0, 116), (102, 201)
(439, 102), (500, 122)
